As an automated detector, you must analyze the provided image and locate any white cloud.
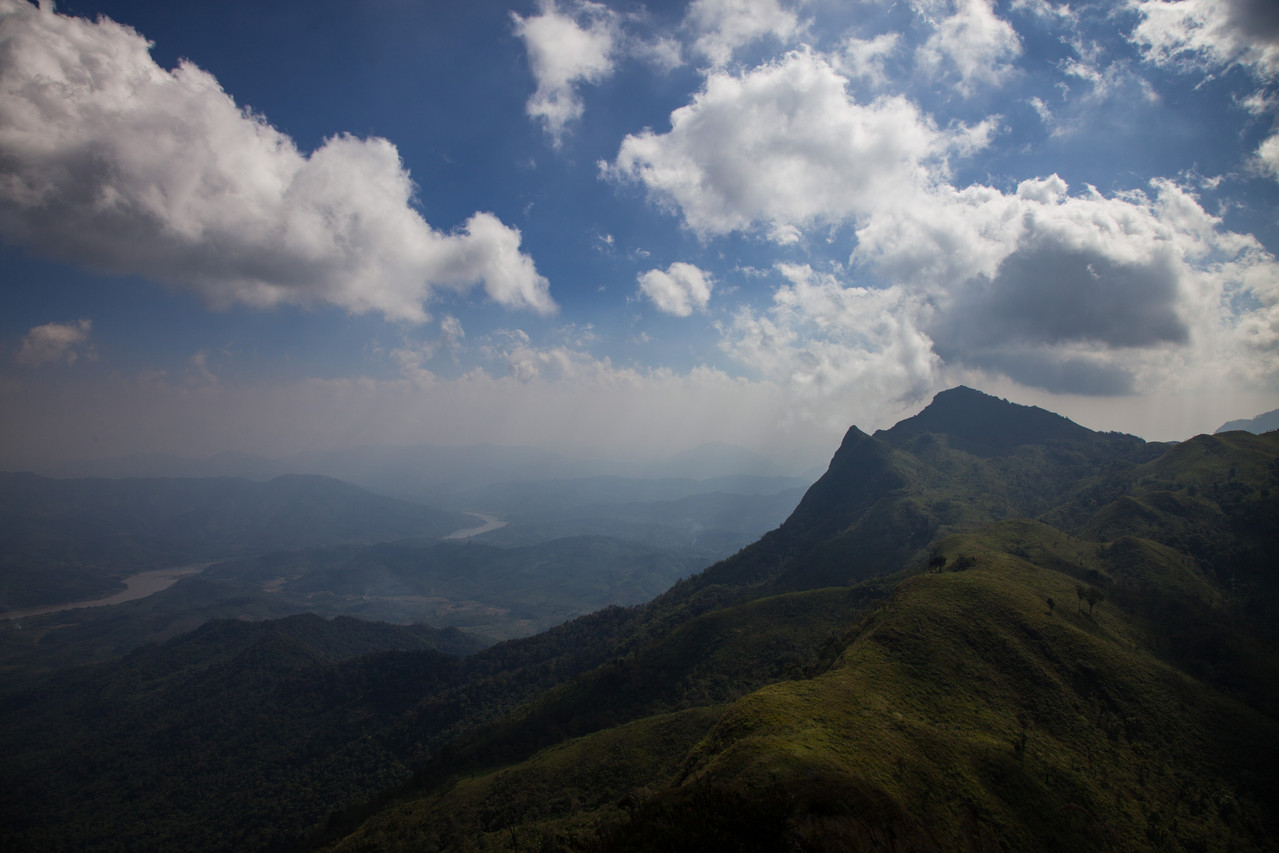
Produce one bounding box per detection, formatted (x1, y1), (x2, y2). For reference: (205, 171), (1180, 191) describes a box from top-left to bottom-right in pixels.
(721, 264), (941, 403)
(837, 33), (901, 88)
(440, 315), (466, 348)
(14, 319), (94, 367)
(685, 0), (805, 67)
(0, 0), (554, 322)
(1130, 0), (1279, 80)
(1257, 131), (1279, 180)
(512, 0), (617, 144)
(913, 0), (1022, 94)
(603, 49), (994, 239)
(638, 262), (714, 316)
(186, 349), (218, 385)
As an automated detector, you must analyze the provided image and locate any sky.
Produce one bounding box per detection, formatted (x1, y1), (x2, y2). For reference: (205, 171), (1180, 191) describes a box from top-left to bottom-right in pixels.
(1, 0), (1277, 470)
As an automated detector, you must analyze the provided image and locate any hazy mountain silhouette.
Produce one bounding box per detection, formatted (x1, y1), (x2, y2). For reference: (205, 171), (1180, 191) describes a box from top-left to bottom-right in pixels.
(1217, 407), (1279, 434)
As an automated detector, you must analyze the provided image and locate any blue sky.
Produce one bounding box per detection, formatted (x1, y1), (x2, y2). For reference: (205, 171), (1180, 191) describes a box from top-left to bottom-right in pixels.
(1, 0), (1277, 469)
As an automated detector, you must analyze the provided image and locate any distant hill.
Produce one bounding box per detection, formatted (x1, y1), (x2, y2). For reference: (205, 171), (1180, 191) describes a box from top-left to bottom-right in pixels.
(2, 387), (1277, 852)
(35, 440), (814, 503)
(0, 473), (471, 609)
(36, 450), (289, 480)
(202, 534), (709, 640)
(1217, 407), (1279, 434)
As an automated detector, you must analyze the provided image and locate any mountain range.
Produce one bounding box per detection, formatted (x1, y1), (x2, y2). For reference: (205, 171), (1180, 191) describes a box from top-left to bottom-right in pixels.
(33, 440), (815, 502)
(1, 386), (1276, 852)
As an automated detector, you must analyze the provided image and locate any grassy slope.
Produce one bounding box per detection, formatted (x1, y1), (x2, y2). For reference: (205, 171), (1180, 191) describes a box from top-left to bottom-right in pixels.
(607, 536), (1279, 852)
(324, 524), (1279, 852)
(317, 586), (891, 852)
(328, 707), (726, 852)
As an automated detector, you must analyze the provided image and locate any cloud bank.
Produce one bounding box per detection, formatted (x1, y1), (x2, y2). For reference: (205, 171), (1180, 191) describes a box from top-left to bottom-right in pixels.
(0, 0), (554, 322)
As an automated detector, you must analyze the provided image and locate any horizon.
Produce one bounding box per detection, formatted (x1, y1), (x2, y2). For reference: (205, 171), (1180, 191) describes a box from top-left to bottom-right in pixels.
(13, 384), (1274, 481)
(2, 0), (1278, 469)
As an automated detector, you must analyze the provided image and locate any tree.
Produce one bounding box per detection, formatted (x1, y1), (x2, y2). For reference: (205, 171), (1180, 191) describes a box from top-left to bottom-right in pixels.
(928, 552), (947, 573)
(1046, 597), (1055, 615)
(1084, 586), (1104, 617)
(1075, 584), (1085, 612)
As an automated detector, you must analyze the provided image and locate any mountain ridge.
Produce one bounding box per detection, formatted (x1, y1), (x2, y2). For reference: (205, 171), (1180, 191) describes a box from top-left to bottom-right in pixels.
(317, 387), (1278, 851)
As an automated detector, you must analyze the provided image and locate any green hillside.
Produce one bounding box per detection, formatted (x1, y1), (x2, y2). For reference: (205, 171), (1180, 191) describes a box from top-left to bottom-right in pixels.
(320, 389), (1279, 852)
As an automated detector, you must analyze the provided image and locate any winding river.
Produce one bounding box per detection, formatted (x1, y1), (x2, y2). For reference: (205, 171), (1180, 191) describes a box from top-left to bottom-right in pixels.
(2, 514), (505, 622)
(0, 562), (215, 622)
(443, 512), (507, 540)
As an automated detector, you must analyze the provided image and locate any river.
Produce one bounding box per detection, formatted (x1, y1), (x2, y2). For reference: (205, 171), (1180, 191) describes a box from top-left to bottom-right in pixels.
(2, 514), (505, 620)
(443, 512), (507, 539)
(0, 562), (216, 622)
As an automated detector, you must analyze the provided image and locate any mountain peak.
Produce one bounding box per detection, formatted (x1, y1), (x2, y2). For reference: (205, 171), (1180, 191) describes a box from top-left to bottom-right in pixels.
(876, 386), (1094, 456)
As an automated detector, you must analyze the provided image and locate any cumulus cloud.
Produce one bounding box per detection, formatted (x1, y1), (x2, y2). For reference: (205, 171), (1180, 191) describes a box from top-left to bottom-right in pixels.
(855, 174), (1279, 394)
(0, 0), (553, 322)
(711, 169), (1279, 399)
(930, 241), (1188, 394)
(603, 49), (994, 239)
(684, 0), (805, 67)
(721, 264), (941, 403)
(913, 0), (1022, 94)
(1130, 0), (1279, 79)
(638, 262), (714, 316)
(512, 0), (617, 143)
(14, 318), (94, 367)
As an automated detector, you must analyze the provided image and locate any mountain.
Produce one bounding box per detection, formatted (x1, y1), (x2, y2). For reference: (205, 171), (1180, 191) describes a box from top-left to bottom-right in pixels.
(0, 473), (471, 609)
(2, 388), (1276, 852)
(879, 384), (1097, 453)
(1217, 407), (1279, 435)
(317, 388), (1277, 852)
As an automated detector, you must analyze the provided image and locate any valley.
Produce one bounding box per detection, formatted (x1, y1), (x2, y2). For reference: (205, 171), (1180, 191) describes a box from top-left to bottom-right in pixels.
(0, 561), (213, 621)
